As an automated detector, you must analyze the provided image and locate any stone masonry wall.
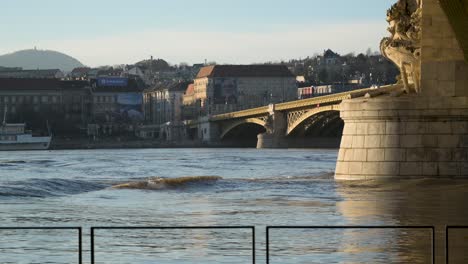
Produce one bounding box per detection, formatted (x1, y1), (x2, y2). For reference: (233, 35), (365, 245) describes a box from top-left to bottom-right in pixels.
(335, 96), (468, 180)
(421, 0), (468, 96)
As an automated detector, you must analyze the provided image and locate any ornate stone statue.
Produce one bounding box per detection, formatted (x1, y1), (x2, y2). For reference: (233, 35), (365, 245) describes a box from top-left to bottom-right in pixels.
(380, 0), (422, 94)
(263, 115), (275, 134)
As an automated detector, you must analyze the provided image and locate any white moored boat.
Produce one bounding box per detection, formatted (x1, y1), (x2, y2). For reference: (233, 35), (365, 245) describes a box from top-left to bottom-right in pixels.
(0, 108), (52, 150)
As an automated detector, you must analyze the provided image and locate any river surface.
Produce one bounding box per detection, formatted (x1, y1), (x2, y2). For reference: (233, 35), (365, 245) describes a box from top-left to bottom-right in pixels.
(1, 148), (468, 263)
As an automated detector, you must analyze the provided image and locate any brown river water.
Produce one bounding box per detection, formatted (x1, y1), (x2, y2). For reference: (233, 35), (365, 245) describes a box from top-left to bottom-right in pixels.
(0, 148), (467, 263)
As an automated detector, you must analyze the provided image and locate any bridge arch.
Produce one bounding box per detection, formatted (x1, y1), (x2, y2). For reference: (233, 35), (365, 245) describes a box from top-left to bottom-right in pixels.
(220, 117), (267, 139)
(286, 105), (341, 136)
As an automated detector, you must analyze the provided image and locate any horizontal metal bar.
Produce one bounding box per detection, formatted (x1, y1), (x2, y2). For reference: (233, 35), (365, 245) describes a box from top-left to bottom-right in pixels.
(0, 227), (82, 230)
(267, 226), (434, 229)
(92, 226), (255, 230)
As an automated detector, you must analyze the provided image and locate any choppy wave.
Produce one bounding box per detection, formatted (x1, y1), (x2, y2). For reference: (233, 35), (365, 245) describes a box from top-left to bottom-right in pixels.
(0, 172), (334, 197)
(0, 159), (54, 164)
(112, 176), (222, 190)
(112, 172), (334, 191)
(0, 178), (106, 198)
(0, 160), (27, 164)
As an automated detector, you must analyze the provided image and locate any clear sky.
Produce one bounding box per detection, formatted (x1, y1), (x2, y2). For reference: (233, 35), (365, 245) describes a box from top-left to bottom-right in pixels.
(0, 0), (396, 67)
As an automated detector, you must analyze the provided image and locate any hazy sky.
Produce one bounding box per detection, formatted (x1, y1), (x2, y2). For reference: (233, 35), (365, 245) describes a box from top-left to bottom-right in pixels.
(0, 0), (396, 67)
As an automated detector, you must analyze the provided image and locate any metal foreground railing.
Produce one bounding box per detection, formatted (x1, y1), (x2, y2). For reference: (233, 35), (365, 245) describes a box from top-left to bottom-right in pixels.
(90, 226), (256, 264)
(0, 227), (82, 263)
(446, 226), (468, 264)
(5, 224), (466, 264)
(266, 225), (435, 264)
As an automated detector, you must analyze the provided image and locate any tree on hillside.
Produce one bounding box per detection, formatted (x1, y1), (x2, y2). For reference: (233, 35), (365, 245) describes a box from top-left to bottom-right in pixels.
(318, 68), (328, 84)
(136, 58), (171, 72)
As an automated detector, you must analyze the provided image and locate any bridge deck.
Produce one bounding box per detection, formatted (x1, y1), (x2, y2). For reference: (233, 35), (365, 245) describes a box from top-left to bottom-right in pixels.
(210, 85), (400, 122)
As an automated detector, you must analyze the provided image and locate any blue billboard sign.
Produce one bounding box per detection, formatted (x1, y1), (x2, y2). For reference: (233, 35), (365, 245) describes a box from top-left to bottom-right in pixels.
(97, 77), (128, 87)
(117, 93), (143, 121)
(117, 93), (142, 105)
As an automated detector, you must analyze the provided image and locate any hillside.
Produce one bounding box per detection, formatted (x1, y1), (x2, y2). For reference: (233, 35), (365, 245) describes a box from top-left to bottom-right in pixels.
(135, 58), (171, 72)
(0, 49), (84, 72)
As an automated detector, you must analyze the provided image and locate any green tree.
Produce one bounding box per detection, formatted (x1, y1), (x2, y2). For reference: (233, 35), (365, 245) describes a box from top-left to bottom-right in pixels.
(318, 68), (329, 84)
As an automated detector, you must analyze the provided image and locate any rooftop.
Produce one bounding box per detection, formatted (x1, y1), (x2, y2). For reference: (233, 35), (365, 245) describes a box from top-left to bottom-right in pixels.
(0, 69), (63, 79)
(169, 81), (193, 92)
(0, 78), (92, 91)
(70, 67), (91, 74)
(60, 80), (90, 89)
(145, 81), (193, 93)
(196, 65), (294, 79)
(0, 78), (61, 90)
(323, 49), (339, 59)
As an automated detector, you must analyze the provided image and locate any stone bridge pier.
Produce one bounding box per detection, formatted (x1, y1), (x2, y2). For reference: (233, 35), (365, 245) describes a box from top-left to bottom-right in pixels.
(335, 0), (468, 180)
(256, 104), (288, 148)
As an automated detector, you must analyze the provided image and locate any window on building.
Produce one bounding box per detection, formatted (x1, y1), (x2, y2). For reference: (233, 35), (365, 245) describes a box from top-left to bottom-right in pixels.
(41, 96), (48, 103)
(33, 96), (39, 104)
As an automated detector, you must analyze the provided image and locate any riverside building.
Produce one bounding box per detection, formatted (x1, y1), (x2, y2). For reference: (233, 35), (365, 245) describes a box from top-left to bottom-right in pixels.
(184, 65), (297, 115)
(140, 81), (192, 140)
(0, 78), (91, 134)
(87, 77), (145, 137)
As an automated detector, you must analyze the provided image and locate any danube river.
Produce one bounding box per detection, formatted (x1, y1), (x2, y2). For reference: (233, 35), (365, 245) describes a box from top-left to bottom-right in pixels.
(1, 148), (468, 263)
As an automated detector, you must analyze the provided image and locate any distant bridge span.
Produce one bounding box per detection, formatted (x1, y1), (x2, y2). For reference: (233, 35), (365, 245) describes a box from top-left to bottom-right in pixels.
(188, 85), (401, 148)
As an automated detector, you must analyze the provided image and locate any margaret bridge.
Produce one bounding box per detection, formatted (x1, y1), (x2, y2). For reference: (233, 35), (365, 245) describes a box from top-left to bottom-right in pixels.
(186, 85), (401, 148)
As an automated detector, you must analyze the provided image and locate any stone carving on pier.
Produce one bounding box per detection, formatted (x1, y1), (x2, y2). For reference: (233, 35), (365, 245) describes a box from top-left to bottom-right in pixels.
(263, 115), (275, 134)
(380, 0), (422, 94)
